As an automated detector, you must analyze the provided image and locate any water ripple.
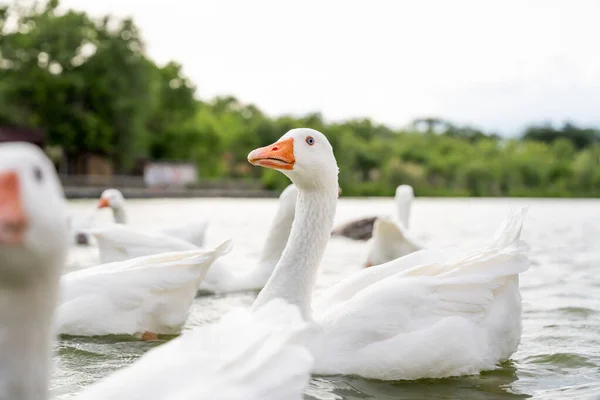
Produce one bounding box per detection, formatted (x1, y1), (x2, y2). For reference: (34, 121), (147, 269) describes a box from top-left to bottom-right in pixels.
(524, 353), (597, 368)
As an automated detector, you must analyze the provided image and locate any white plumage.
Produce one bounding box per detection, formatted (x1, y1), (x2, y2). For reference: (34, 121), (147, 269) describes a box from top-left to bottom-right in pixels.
(76, 299), (313, 400)
(86, 224), (198, 264)
(55, 241), (231, 337)
(248, 128), (531, 380)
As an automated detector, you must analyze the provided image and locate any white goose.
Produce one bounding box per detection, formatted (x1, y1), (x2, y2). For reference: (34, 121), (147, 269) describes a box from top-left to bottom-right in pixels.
(0, 143), (69, 400)
(248, 128), (531, 380)
(0, 142), (313, 400)
(97, 188), (209, 247)
(363, 184), (424, 267)
(55, 242), (230, 339)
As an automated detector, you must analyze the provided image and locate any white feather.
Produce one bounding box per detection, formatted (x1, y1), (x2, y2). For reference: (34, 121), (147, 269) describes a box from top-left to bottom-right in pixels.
(76, 299), (313, 400)
(55, 241), (231, 336)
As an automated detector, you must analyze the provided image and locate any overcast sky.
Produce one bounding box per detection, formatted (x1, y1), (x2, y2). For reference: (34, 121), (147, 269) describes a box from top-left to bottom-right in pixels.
(57, 0), (600, 135)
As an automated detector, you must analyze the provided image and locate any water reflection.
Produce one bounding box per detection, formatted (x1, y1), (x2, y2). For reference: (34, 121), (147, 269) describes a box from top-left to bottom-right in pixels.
(305, 363), (528, 400)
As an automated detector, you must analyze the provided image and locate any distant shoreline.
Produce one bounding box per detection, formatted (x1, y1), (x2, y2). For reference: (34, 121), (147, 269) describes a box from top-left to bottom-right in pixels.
(63, 187), (277, 199)
(64, 187), (599, 200)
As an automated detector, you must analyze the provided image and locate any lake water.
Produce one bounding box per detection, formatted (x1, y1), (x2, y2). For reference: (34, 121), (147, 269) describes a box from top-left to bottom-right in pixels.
(51, 197), (600, 399)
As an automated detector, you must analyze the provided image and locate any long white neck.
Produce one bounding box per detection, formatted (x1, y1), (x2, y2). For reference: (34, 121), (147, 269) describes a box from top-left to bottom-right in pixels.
(396, 193), (412, 228)
(0, 263), (60, 400)
(253, 185), (337, 319)
(111, 204), (127, 224)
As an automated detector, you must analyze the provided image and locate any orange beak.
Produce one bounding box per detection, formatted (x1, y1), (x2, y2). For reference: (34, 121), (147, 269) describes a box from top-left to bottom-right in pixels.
(97, 197), (109, 209)
(0, 171), (27, 246)
(365, 262), (373, 268)
(248, 138), (295, 170)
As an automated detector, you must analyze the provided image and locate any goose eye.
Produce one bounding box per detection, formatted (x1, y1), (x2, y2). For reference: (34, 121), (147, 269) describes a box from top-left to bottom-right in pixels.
(33, 166), (44, 183)
(306, 136), (315, 145)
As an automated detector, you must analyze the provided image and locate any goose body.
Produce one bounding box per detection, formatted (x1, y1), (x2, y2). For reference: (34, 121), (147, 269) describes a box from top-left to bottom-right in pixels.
(311, 210), (528, 379)
(97, 188), (209, 247)
(55, 242), (230, 337)
(248, 128), (531, 380)
(87, 224), (198, 264)
(0, 142), (313, 400)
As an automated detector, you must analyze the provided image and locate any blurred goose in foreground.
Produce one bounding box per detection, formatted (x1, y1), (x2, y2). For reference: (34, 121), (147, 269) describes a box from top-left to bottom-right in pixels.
(0, 142), (69, 400)
(363, 185), (424, 267)
(97, 188), (209, 247)
(0, 142), (313, 400)
(332, 184), (416, 241)
(248, 128), (531, 380)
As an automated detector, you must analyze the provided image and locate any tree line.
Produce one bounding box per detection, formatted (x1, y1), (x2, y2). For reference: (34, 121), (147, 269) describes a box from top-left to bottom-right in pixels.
(1, 1), (599, 197)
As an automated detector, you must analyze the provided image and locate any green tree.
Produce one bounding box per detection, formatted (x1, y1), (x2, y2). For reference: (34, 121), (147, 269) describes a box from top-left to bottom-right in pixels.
(1, 0), (599, 198)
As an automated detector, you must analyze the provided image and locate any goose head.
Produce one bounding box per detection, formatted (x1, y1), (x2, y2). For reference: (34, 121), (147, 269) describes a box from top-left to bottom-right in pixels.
(395, 185), (414, 201)
(0, 142), (68, 282)
(98, 188), (125, 210)
(248, 128), (339, 191)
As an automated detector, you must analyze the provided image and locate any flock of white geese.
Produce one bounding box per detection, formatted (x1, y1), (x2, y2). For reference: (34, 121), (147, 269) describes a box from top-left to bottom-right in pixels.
(0, 128), (531, 400)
